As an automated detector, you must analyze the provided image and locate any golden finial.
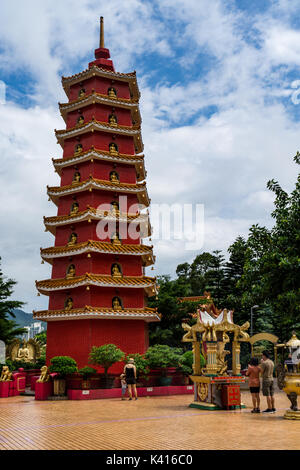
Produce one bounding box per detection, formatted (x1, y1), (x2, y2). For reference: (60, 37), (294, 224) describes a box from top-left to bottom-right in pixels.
(100, 16), (105, 48)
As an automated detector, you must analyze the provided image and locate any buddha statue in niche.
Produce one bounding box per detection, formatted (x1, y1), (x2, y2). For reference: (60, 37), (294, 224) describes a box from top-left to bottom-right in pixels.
(67, 232), (78, 246)
(70, 202), (79, 216)
(78, 88), (86, 98)
(74, 143), (83, 156)
(111, 232), (121, 245)
(109, 142), (118, 156)
(65, 297), (73, 310)
(112, 297), (122, 310)
(110, 171), (120, 184)
(77, 115), (85, 126)
(72, 171), (81, 184)
(108, 87), (117, 99)
(109, 114), (117, 126)
(66, 264), (76, 279)
(112, 264), (122, 278)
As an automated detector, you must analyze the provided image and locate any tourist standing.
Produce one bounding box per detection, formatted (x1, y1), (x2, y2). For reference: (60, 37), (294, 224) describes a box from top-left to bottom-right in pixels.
(246, 357), (261, 413)
(120, 373), (127, 400)
(260, 350), (276, 413)
(124, 358), (138, 401)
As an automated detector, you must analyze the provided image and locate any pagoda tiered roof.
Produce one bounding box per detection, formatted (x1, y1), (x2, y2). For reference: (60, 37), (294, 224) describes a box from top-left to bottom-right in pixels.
(62, 65), (140, 100)
(44, 206), (151, 235)
(55, 118), (143, 153)
(59, 92), (141, 126)
(33, 305), (160, 322)
(52, 148), (146, 182)
(47, 178), (150, 206)
(36, 274), (157, 296)
(41, 240), (155, 266)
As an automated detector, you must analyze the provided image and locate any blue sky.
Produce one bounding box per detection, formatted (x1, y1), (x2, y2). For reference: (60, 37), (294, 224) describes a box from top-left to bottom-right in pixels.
(0, 0), (299, 311)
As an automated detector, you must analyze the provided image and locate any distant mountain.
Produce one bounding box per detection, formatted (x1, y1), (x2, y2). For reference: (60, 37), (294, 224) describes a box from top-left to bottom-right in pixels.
(8, 309), (47, 329)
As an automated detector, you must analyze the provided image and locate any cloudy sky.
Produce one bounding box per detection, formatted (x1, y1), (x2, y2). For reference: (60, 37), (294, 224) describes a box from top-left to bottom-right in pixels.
(0, 0), (299, 312)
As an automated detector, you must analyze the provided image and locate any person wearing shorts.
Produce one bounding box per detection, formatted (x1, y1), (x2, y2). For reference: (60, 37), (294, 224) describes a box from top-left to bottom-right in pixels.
(246, 357), (261, 413)
(260, 350), (276, 413)
(124, 358), (138, 401)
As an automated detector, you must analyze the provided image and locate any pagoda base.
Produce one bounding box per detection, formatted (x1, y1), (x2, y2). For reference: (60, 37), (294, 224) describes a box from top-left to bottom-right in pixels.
(284, 410), (300, 420)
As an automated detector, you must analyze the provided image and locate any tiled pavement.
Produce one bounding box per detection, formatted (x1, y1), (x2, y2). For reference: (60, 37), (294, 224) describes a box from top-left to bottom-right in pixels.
(0, 390), (299, 450)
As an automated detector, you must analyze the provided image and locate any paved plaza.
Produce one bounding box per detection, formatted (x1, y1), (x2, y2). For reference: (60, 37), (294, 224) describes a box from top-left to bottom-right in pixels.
(0, 390), (299, 450)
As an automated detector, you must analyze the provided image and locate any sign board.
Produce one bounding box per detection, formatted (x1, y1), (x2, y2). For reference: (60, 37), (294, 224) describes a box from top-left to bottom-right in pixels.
(0, 340), (5, 364)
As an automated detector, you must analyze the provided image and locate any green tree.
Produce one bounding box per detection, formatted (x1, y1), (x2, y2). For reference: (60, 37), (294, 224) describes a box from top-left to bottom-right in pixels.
(0, 258), (26, 342)
(89, 344), (124, 377)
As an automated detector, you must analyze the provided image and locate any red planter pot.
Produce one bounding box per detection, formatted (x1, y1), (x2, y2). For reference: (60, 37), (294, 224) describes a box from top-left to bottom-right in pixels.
(35, 381), (53, 400)
(0, 381), (10, 398)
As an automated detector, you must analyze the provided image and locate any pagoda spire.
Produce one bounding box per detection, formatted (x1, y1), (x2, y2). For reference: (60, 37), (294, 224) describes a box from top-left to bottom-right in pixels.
(99, 16), (105, 49)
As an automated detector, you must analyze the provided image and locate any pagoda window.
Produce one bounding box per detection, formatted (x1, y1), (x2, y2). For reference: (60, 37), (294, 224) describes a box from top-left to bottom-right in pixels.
(66, 264), (76, 279)
(74, 143), (83, 156)
(108, 113), (117, 126)
(112, 296), (123, 310)
(78, 88), (86, 98)
(110, 171), (120, 184)
(109, 142), (118, 155)
(67, 232), (78, 246)
(111, 231), (121, 245)
(108, 87), (117, 99)
(77, 115), (85, 126)
(64, 297), (73, 310)
(72, 171), (81, 184)
(70, 202), (79, 216)
(111, 263), (122, 278)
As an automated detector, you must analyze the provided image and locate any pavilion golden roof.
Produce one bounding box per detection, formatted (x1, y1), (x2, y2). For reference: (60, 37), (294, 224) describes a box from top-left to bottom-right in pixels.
(61, 65), (140, 101)
(33, 305), (160, 322)
(47, 178), (150, 207)
(36, 273), (157, 296)
(59, 91), (141, 126)
(52, 147), (146, 182)
(55, 118), (143, 154)
(40, 240), (155, 266)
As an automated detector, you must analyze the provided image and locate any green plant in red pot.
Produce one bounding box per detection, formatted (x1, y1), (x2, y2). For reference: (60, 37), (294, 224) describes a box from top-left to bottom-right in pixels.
(78, 366), (97, 390)
(49, 356), (78, 396)
(89, 344), (124, 389)
(145, 344), (182, 386)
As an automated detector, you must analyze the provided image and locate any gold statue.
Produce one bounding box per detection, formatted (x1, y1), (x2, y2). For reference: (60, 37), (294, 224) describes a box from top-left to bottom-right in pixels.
(111, 232), (121, 245)
(6, 339), (40, 364)
(65, 297), (73, 310)
(110, 172), (120, 184)
(16, 340), (30, 361)
(66, 264), (76, 279)
(108, 87), (117, 99)
(67, 233), (78, 246)
(78, 88), (86, 98)
(77, 116), (84, 126)
(110, 201), (119, 213)
(109, 114), (117, 126)
(72, 171), (81, 184)
(74, 144), (83, 156)
(36, 365), (50, 383)
(216, 340), (230, 375)
(109, 142), (118, 155)
(113, 297), (122, 310)
(70, 202), (79, 216)
(112, 264), (122, 278)
(0, 366), (12, 382)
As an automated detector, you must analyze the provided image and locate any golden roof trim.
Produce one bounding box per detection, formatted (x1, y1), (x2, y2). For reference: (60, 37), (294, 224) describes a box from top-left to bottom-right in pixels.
(41, 240), (153, 257)
(55, 118), (140, 136)
(59, 91), (139, 109)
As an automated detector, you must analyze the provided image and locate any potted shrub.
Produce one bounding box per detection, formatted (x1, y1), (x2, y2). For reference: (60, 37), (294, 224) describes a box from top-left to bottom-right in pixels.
(78, 366), (97, 389)
(89, 344), (124, 389)
(145, 345), (182, 386)
(178, 350), (206, 384)
(49, 356), (78, 396)
(125, 353), (149, 386)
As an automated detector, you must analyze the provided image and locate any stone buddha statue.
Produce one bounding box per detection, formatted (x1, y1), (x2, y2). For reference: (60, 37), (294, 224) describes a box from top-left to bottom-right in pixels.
(66, 264), (76, 279)
(112, 264), (122, 278)
(70, 202), (79, 216)
(74, 144), (83, 156)
(109, 114), (117, 126)
(72, 171), (81, 184)
(109, 142), (118, 156)
(78, 88), (86, 98)
(67, 232), (78, 246)
(112, 297), (122, 310)
(65, 297), (73, 310)
(111, 232), (121, 245)
(110, 171), (120, 184)
(77, 116), (85, 126)
(108, 87), (117, 99)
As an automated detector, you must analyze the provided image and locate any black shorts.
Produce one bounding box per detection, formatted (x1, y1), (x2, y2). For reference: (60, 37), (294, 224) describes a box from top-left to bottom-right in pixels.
(250, 386), (260, 393)
(126, 378), (136, 385)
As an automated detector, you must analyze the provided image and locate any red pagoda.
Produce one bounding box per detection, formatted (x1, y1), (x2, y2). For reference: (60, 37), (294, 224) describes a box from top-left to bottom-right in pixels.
(33, 18), (160, 370)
